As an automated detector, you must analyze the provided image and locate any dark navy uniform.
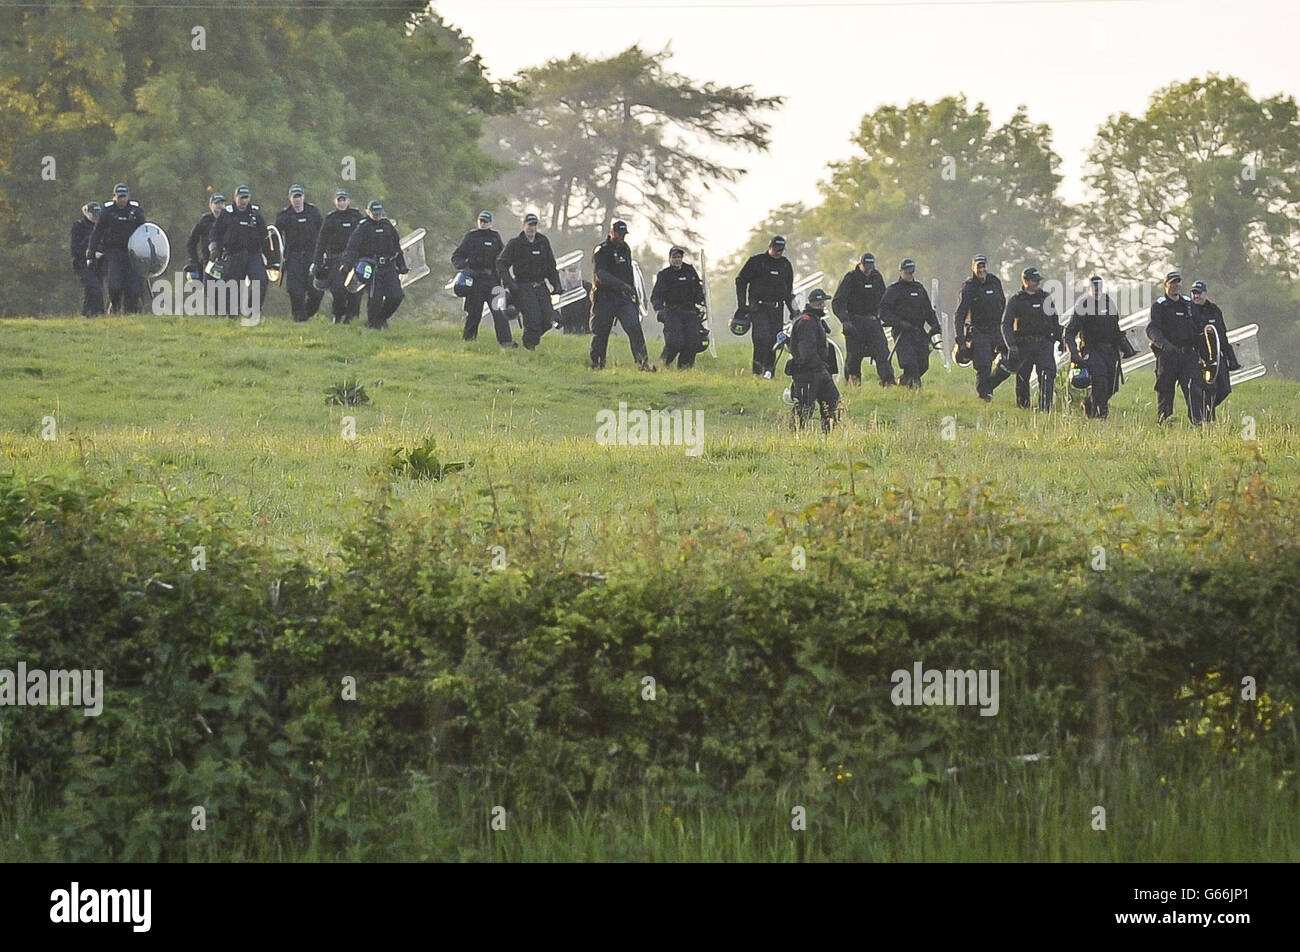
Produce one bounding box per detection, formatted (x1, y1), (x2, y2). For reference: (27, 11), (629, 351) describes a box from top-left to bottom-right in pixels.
(735, 252), (795, 376)
(313, 206), (365, 322)
(89, 197), (146, 312)
(186, 211), (218, 273)
(342, 216), (408, 329)
(1193, 297), (1238, 419)
(1002, 287), (1061, 410)
(1063, 290), (1137, 418)
(650, 261), (705, 369)
(879, 279), (940, 388)
(496, 231), (561, 350)
(1147, 293), (1207, 423)
(276, 203), (324, 321)
(787, 304), (840, 433)
(210, 201), (271, 309)
(451, 227), (510, 343)
(70, 214), (104, 316)
(590, 237), (651, 369)
(831, 265), (892, 385)
(955, 273), (1009, 398)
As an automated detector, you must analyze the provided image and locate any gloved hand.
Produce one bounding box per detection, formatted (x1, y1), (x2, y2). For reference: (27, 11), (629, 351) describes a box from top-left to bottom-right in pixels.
(1227, 356), (1241, 372)
(1006, 345), (1020, 362)
(208, 243), (219, 259)
(94, 250), (104, 260)
(734, 306), (747, 322)
(656, 309), (667, 323)
(398, 268), (409, 276)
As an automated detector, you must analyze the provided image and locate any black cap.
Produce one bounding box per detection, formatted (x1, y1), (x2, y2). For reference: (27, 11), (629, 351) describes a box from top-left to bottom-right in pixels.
(807, 289), (831, 303)
(235, 185), (251, 197)
(771, 235), (787, 249)
(1022, 267), (1042, 281)
(1165, 270), (1182, 284)
(367, 200), (385, 214)
(1089, 274), (1102, 283)
(612, 220), (628, 234)
(289, 183), (304, 196)
(972, 254), (988, 265)
(1191, 280), (1207, 293)
(524, 213), (539, 225)
(335, 188), (349, 198)
(478, 210), (493, 222)
(210, 193), (225, 204)
(860, 252), (875, 266)
(900, 258), (917, 272)
(113, 183), (129, 195)
(669, 245), (686, 256)
(84, 201), (102, 214)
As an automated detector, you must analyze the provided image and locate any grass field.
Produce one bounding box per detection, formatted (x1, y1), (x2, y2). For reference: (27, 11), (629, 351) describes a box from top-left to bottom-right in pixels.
(1, 311), (1297, 862)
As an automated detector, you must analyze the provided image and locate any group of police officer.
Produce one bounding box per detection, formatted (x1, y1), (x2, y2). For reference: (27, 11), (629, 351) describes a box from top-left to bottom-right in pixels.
(70, 183), (408, 327)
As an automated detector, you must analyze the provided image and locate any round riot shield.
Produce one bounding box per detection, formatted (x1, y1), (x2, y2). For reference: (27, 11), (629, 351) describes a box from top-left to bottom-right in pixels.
(128, 222), (171, 278)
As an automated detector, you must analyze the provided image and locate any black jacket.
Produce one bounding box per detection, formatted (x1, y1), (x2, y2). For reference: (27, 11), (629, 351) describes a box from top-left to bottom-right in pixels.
(879, 279), (939, 336)
(342, 216), (408, 272)
(186, 212), (217, 268)
(651, 262), (704, 311)
(70, 217), (95, 271)
(1192, 299), (1239, 367)
(735, 252), (794, 312)
(955, 274), (1006, 335)
(831, 267), (886, 320)
(1063, 292), (1136, 361)
(211, 202), (269, 257)
(788, 307), (834, 375)
(497, 232), (560, 290)
(275, 203), (323, 256)
(89, 198), (145, 253)
(314, 207), (364, 264)
(452, 228), (505, 276)
(1002, 288), (1061, 346)
(1146, 294), (1199, 351)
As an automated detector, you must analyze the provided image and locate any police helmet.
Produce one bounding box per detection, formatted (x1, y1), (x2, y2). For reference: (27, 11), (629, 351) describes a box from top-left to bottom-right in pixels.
(344, 258), (375, 293)
(1070, 364), (1092, 389)
(951, 338), (973, 367)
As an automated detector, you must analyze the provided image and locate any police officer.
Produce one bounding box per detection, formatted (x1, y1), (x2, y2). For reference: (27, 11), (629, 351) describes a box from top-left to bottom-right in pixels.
(787, 289), (841, 433)
(342, 200), (408, 330)
(313, 189), (365, 324)
(1002, 267), (1062, 411)
(185, 193), (225, 285)
(496, 212), (561, 351)
(276, 184), (324, 322)
(1190, 280), (1239, 420)
(590, 220), (654, 371)
(831, 252), (893, 387)
(955, 255), (1010, 401)
(735, 235), (795, 378)
(556, 261), (593, 335)
(651, 245), (706, 369)
(451, 210), (513, 346)
(88, 183), (146, 313)
(879, 258), (941, 389)
(209, 185), (270, 310)
(1063, 275), (1137, 419)
(1146, 271), (1207, 424)
(70, 202), (104, 317)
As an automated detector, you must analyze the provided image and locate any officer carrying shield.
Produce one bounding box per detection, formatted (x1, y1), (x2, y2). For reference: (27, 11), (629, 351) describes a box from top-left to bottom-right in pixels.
(496, 212), (561, 351)
(1001, 267), (1062, 411)
(735, 235), (796, 378)
(313, 189), (365, 324)
(88, 183), (146, 313)
(1146, 271), (1207, 425)
(1190, 280), (1239, 421)
(451, 210), (514, 346)
(787, 288), (841, 433)
(590, 220), (654, 371)
(342, 200), (408, 330)
(185, 193), (225, 286)
(276, 184), (324, 322)
(651, 245), (706, 369)
(209, 185), (270, 311)
(879, 258), (941, 389)
(955, 255), (1010, 401)
(831, 252), (893, 387)
(1063, 275), (1137, 419)
(70, 202), (104, 317)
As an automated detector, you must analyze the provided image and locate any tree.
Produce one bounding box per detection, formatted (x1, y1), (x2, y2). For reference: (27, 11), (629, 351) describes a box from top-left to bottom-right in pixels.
(807, 97), (1067, 322)
(485, 44), (783, 250)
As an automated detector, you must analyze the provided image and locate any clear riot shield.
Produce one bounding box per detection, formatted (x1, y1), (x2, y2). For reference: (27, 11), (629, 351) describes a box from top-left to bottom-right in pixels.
(399, 228), (429, 288)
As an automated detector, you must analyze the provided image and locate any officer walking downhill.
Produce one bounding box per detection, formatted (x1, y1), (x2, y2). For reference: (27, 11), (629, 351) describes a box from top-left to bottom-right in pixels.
(88, 183), (146, 313)
(651, 245), (706, 369)
(276, 184), (324, 322)
(831, 252), (894, 386)
(313, 189), (365, 324)
(1147, 271), (1208, 424)
(590, 220), (654, 371)
(1062, 275), (1138, 419)
(955, 254), (1010, 401)
(70, 202), (104, 317)
(1001, 267), (1062, 411)
(496, 212), (561, 351)
(342, 200), (408, 330)
(185, 193), (225, 287)
(451, 210), (514, 346)
(735, 235), (796, 378)
(787, 288), (841, 433)
(1190, 280), (1240, 421)
(209, 185), (270, 312)
(879, 258), (941, 389)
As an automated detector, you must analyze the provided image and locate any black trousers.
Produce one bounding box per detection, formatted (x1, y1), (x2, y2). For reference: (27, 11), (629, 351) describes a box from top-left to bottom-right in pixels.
(793, 367), (841, 433)
(285, 252), (323, 321)
(103, 249), (143, 313)
(970, 328), (1010, 398)
(223, 251), (270, 309)
(462, 274), (513, 343)
(590, 294), (649, 366)
(367, 265), (404, 328)
(1081, 347), (1120, 418)
(327, 256), (363, 322)
(1013, 337), (1056, 410)
(893, 328), (931, 388)
(750, 301), (784, 375)
(842, 314), (894, 384)
(511, 281), (557, 349)
(659, 306), (701, 369)
(75, 266), (104, 316)
(1154, 347), (1207, 424)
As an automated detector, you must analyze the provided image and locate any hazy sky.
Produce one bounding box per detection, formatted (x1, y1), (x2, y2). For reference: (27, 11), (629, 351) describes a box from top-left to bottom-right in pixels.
(435, 0), (1298, 260)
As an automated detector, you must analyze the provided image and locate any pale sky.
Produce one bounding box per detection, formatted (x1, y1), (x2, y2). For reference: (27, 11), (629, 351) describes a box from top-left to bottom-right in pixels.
(435, 0), (1299, 259)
